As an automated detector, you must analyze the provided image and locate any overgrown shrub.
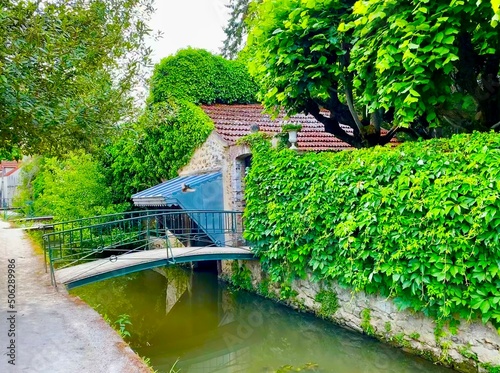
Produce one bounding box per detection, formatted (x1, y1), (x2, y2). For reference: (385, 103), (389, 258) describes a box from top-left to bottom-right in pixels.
(15, 152), (123, 221)
(149, 48), (258, 105)
(104, 99), (214, 203)
(244, 132), (500, 327)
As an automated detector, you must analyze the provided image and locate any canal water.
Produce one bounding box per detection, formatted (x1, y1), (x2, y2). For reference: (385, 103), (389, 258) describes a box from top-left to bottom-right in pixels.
(71, 266), (455, 373)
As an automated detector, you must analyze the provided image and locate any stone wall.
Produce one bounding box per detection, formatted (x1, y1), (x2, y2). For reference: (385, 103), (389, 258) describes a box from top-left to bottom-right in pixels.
(178, 131), (226, 176)
(177, 132), (251, 215)
(220, 260), (500, 373)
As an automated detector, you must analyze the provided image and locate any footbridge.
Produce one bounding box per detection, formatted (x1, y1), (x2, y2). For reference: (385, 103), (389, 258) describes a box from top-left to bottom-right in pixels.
(42, 210), (256, 289)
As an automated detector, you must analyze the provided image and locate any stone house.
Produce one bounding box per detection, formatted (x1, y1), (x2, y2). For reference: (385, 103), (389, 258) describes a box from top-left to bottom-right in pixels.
(132, 104), (354, 213)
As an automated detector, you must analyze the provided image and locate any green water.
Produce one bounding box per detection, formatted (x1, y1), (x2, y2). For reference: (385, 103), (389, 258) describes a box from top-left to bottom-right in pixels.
(71, 267), (455, 373)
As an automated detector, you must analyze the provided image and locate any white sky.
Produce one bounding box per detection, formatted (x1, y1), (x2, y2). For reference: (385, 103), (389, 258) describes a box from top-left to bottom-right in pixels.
(147, 0), (231, 64)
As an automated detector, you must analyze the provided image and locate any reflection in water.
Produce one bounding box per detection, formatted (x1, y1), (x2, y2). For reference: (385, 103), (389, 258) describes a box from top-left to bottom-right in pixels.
(71, 267), (455, 373)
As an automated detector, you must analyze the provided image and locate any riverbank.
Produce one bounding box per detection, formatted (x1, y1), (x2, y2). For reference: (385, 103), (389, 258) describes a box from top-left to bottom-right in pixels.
(0, 220), (150, 373)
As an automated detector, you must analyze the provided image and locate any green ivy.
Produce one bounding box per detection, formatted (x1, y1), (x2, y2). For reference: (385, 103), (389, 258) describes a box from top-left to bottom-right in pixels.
(103, 99), (214, 204)
(231, 261), (253, 291)
(244, 131), (500, 328)
(149, 48), (258, 105)
(315, 290), (339, 318)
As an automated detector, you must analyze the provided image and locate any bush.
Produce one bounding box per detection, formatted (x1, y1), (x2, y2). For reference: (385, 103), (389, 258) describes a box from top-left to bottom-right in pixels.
(149, 48), (258, 105)
(105, 99), (214, 203)
(244, 132), (500, 327)
(15, 152), (123, 221)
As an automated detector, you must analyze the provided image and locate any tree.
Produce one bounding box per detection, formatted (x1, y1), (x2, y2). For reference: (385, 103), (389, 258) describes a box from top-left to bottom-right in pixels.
(149, 48), (258, 105)
(221, 0), (262, 59)
(246, 0), (499, 148)
(0, 0), (155, 157)
(14, 153), (121, 221)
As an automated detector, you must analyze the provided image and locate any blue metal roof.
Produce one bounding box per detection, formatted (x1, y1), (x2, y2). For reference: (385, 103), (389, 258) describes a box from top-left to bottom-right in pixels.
(131, 172), (223, 209)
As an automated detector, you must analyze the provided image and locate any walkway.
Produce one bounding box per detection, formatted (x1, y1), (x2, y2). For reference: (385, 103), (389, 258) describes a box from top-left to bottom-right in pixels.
(0, 220), (150, 373)
(55, 246), (255, 289)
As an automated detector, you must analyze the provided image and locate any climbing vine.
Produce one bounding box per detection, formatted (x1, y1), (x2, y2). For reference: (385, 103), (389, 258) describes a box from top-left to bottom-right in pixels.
(244, 131), (500, 328)
(230, 261), (253, 291)
(103, 100), (214, 204)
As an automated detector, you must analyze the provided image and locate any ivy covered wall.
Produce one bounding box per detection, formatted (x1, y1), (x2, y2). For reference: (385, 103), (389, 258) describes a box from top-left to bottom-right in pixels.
(243, 131), (500, 329)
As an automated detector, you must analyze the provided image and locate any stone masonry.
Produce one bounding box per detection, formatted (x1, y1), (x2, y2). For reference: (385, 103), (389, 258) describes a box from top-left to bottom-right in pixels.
(178, 131), (252, 214)
(178, 132), (226, 177)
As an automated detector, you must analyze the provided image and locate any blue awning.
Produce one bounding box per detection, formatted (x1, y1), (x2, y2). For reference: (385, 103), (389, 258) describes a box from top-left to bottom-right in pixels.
(131, 172), (223, 210)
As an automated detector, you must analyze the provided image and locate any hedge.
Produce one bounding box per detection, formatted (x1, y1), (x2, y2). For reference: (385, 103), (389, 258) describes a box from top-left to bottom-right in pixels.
(149, 48), (258, 105)
(243, 132), (500, 327)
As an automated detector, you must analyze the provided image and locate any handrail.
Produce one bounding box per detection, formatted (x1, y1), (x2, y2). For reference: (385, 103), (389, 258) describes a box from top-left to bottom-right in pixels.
(46, 209), (241, 232)
(45, 210), (241, 233)
(47, 209), (167, 232)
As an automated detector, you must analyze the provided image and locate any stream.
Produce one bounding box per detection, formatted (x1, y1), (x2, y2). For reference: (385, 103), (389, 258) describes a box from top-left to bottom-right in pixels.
(71, 266), (455, 373)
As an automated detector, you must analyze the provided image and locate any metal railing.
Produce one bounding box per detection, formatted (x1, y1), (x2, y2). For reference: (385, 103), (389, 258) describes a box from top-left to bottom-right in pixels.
(43, 210), (244, 286)
(46, 209), (170, 232)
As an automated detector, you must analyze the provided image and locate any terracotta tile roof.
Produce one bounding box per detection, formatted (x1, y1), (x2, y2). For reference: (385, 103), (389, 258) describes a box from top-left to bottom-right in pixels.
(201, 104), (354, 151)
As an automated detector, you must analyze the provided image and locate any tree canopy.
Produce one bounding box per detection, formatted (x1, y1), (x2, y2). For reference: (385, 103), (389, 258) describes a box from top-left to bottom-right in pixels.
(14, 152), (121, 220)
(149, 48), (258, 105)
(246, 0), (499, 148)
(221, 0), (261, 59)
(0, 0), (154, 157)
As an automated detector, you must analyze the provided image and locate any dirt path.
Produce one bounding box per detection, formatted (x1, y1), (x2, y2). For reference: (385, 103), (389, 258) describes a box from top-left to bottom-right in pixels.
(0, 220), (150, 373)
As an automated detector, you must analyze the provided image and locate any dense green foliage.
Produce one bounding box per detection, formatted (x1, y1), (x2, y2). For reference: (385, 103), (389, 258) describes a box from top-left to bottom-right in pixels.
(104, 100), (214, 204)
(14, 153), (121, 221)
(244, 132), (500, 327)
(0, 0), (154, 157)
(12, 156), (43, 217)
(493, 0), (500, 24)
(245, 0), (499, 148)
(149, 48), (258, 105)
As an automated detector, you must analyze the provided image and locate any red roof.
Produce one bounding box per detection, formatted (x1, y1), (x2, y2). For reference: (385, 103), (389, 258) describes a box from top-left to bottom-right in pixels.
(201, 104), (354, 151)
(0, 161), (19, 175)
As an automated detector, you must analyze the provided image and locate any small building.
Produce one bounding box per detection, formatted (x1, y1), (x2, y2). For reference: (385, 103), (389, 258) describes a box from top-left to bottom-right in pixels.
(0, 161), (21, 208)
(131, 104), (355, 214)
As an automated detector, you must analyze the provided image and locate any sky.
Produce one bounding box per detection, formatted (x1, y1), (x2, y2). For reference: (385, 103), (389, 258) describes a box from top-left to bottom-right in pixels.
(147, 0), (231, 64)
